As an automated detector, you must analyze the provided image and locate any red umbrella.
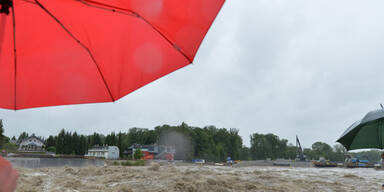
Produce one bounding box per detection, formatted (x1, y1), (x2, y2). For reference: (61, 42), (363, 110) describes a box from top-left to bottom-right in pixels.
(0, 0), (225, 110)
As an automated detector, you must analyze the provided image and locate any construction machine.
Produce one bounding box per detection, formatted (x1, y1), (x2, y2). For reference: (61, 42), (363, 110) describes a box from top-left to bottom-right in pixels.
(296, 135), (306, 161)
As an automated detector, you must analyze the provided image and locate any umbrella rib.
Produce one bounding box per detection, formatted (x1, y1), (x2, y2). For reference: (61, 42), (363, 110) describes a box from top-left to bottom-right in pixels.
(79, 0), (193, 63)
(34, 0), (115, 102)
(11, 3), (17, 110)
(21, 0), (36, 4)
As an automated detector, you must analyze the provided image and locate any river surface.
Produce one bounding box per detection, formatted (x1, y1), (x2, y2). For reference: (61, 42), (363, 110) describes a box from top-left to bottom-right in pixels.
(14, 164), (384, 192)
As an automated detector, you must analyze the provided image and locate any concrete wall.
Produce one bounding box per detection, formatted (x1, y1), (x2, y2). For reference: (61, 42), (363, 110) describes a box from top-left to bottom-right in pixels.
(5, 157), (105, 168)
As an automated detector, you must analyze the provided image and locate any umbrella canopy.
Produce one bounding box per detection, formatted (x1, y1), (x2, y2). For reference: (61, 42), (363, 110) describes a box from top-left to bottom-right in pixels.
(337, 108), (384, 151)
(0, 0), (225, 110)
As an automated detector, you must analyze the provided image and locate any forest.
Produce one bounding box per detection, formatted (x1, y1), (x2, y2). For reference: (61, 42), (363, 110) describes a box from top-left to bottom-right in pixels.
(1, 122), (381, 162)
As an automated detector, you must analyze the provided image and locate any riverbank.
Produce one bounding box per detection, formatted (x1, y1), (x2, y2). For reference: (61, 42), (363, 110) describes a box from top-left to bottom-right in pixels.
(15, 164), (384, 192)
(6, 156), (314, 168)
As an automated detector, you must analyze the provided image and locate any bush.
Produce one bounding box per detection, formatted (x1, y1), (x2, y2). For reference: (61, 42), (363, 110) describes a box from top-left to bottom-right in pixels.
(135, 160), (145, 166)
(121, 160), (145, 166)
(134, 148), (144, 160)
(1, 143), (17, 152)
(46, 146), (56, 153)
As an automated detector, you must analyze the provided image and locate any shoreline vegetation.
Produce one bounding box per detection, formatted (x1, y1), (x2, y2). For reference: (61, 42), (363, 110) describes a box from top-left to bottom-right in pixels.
(1, 123), (382, 162)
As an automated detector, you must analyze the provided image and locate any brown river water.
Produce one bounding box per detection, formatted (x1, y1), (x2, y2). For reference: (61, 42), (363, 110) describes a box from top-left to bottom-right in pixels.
(15, 164), (384, 192)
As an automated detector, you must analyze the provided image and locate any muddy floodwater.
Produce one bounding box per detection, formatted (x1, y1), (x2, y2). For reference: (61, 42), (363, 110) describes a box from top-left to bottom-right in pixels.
(15, 164), (384, 192)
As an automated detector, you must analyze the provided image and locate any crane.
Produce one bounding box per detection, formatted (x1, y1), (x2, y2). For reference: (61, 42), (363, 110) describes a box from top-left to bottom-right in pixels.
(296, 135), (306, 161)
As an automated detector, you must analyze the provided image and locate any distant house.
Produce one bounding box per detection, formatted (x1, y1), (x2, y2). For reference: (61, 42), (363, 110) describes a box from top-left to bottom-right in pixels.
(125, 144), (175, 160)
(85, 145), (119, 160)
(18, 136), (45, 152)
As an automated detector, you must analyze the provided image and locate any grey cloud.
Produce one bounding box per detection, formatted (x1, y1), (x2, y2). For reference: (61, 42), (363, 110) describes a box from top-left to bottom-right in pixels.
(2, 0), (384, 148)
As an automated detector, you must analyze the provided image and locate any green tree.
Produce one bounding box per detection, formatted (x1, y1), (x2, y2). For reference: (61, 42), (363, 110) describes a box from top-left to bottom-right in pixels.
(284, 144), (297, 160)
(2, 143), (17, 152)
(105, 132), (117, 146)
(0, 120), (9, 148)
(192, 127), (211, 159)
(72, 132), (80, 155)
(17, 132), (29, 143)
(0, 120), (4, 147)
(56, 129), (66, 154)
(118, 132), (123, 158)
(330, 144), (346, 161)
(311, 141), (333, 160)
(239, 146), (251, 160)
(78, 135), (87, 155)
(134, 148), (144, 160)
(46, 146), (56, 153)
(127, 128), (156, 146)
(250, 133), (289, 160)
(228, 128), (242, 160)
(92, 133), (102, 146)
(63, 131), (72, 154)
(250, 133), (266, 160)
(303, 148), (314, 160)
(45, 136), (56, 148)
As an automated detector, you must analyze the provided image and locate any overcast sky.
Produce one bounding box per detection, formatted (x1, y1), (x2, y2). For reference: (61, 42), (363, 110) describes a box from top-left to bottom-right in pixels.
(1, 0), (384, 148)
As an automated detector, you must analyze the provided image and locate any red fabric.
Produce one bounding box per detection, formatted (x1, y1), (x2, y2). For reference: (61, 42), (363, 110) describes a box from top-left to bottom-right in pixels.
(0, 156), (19, 192)
(0, 0), (225, 110)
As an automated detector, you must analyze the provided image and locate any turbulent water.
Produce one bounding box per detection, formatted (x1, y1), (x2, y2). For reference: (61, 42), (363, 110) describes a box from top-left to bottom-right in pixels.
(15, 164), (384, 192)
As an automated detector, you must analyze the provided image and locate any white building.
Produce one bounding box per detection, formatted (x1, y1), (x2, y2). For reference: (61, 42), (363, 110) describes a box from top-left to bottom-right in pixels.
(18, 136), (44, 151)
(85, 146), (119, 160)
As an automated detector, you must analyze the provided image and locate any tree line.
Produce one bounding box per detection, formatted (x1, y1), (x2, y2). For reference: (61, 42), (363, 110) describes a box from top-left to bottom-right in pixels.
(41, 123), (243, 161)
(0, 120), (8, 148)
(2, 122), (381, 162)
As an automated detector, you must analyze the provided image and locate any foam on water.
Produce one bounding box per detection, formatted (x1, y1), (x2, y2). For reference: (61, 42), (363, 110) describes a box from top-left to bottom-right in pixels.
(15, 165), (384, 192)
